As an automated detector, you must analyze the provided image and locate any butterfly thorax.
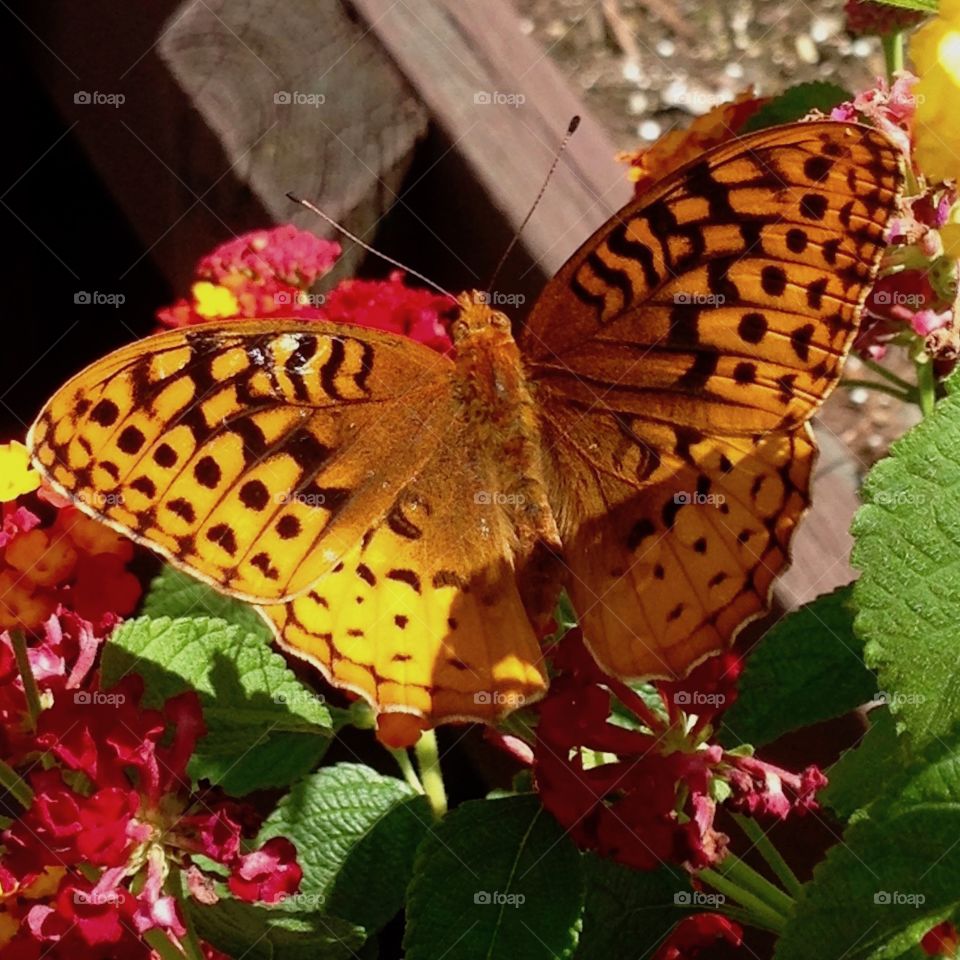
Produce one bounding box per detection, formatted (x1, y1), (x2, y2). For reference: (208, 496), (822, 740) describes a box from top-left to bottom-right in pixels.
(451, 293), (563, 619)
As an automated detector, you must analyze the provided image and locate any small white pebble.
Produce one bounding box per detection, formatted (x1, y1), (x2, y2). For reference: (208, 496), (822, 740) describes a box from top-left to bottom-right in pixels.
(628, 91), (649, 114)
(518, 17), (534, 35)
(725, 62), (744, 79)
(656, 39), (676, 57)
(639, 119), (662, 141)
(850, 387), (870, 405)
(622, 59), (642, 82)
(796, 34), (819, 64)
(852, 37), (873, 57)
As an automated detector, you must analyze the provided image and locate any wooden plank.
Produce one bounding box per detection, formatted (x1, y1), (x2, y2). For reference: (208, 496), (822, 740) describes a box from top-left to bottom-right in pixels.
(350, 0), (633, 280)
(23, 0), (429, 287)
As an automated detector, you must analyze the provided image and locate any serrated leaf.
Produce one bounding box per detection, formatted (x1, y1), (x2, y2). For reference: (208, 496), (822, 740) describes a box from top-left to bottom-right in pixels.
(775, 730), (960, 960)
(258, 763), (430, 933)
(822, 708), (906, 820)
(404, 795), (583, 960)
(186, 896), (365, 960)
(102, 616), (331, 794)
(574, 858), (690, 960)
(742, 82), (852, 132)
(852, 386), (960, 748)
(720, 587), (875, 747)
(142, 565), (272, 639)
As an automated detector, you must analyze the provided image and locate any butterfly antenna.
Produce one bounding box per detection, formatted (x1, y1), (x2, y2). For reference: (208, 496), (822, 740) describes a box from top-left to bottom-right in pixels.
(285, 193), (458, 304)
(485, 115), (581, 293)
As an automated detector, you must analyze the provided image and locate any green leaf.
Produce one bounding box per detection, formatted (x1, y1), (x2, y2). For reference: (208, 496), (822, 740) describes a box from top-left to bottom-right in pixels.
(404, 795), (584, 960)
(741, 82), (852, 132)
(774, 730), (960, 960)
(720, 586), (875, 747)
(258, 763), (431, 933)
(186, 896), (365, 960)
(101, 616), (331, 794)
(868, 0), (936, 11)
(822, 708), (906, 820)
(141, 565), (273, 639)
(852, 383), (960, 748)
(575, 857), (690, 960)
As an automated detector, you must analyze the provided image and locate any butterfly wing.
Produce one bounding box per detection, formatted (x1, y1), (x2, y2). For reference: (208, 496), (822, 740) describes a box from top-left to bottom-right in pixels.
(523, 121), (903, 678)
(263, 413), (548, 728)
(29, 320), (455, 602)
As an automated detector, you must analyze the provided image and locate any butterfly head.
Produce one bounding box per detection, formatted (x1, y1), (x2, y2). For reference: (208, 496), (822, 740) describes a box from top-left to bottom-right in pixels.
(451, 291), (514, 347)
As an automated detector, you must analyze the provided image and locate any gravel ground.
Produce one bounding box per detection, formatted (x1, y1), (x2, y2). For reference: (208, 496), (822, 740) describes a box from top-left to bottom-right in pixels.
(514, 0), (918, 472)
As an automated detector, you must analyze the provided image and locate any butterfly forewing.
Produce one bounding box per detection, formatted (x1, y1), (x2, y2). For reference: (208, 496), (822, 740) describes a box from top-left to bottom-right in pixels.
(524, 121), (903, 679)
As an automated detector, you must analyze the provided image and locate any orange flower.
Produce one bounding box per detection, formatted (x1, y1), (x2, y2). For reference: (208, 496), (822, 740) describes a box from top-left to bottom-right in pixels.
(622, 90), (768, 195)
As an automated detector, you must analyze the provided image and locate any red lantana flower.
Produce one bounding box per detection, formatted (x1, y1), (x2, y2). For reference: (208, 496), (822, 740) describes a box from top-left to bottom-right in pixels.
(654, 912), (743, 960)
(534, 631), (827, 872)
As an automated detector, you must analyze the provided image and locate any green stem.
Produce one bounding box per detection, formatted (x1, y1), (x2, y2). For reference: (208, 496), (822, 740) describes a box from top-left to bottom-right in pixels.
(414, 730), (448, 818)
(712, 902), (782, 935)
(839, 378), (914, 404)
(916, 358), (937, 416)
(143, 928), (189, 960)
(390, 748), (425, 794)
(0, 757), (33, 809)
(10, 630), (41, 731)
(861, 357), (915, 392)
(699, 867), (788, 934)
(168, 865), (206, 960)
(733, 815), (803, 899)
(882, 31), (904, 77)
(717, 853), (796, 917)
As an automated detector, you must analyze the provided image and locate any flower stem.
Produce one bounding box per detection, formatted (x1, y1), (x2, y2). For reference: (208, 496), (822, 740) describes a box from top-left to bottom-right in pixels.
(839, 378), (914, 404)
(699, 866), (788, 934)
(0, 757), (33, 809)
(882, 31), (904, 77)
(916, 357), (937, 416)
(144, 928), (192, 960)
(415, 729), (448, 818)
(10, 630), (41, 731)
(390, 748), (425, 794)
(861, 357), (915, 392)
(716, 853), (796, 917)
(168, 865), (207, 960)
(733, 815), (803, 898)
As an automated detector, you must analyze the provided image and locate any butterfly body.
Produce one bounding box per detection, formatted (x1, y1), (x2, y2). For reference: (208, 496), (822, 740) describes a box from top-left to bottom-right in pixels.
(29, 121), (904, 738)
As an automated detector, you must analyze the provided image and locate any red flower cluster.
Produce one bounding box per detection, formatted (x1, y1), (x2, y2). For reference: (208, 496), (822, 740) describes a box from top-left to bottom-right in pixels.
(155, 225), (454, 353)
(1, 672), (302, 957)
(0, 499), (140, 632)
(534, 631), (826, 872)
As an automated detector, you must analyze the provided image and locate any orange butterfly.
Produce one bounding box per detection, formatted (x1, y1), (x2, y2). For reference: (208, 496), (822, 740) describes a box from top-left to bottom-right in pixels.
(29, 121), (903, 745)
